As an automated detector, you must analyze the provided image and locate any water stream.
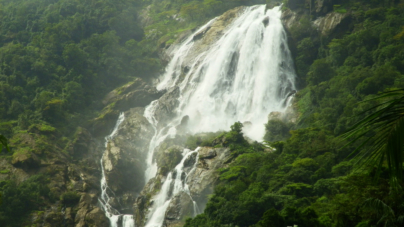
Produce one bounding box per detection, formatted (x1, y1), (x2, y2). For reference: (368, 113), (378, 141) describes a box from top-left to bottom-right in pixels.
(99, 112), (135, 227)
(142, 5), (296, 227)
(101, 4), (296, 227)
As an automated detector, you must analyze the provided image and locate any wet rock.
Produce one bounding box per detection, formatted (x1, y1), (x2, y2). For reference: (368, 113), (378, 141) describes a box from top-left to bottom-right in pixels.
(155, 145), (184, 176)
(313, 11), (350, 36)
(102, 78), (162, 107)
(183, 152), (197, 168)
(262, 16), (270, 26)
(133, 175), (164, 227)
(282, 1), (350, 38)
(193, 25), (212, 41)
(92, 78), (163, 137)
(140, 147), (231, 225)
(101, 106), (154, 211)
(180, 6), (245, 68)
(187, 147), (232, 211)
(163, 191), (194, 227)
(176, 115), (190, 134)
(134, 195), (147, 226)
(84, 207), (110, 227)
(198, 147), (217, 159)
(75, 193), (109, 227)
(154, 87), (180, 128)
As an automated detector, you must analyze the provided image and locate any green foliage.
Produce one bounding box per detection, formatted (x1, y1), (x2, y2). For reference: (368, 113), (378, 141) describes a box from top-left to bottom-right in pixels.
(185, 131), (224, 150)
(342, 89), (404, 188)
(60, 191), (80, 206)
(0, 134), (9, 152)
(0, 0), (163, 140)
(186, 3), (404, 227)
(257, 208), (285, 227)
(264, 119), (291, 142)
(0, 175), (50, 226)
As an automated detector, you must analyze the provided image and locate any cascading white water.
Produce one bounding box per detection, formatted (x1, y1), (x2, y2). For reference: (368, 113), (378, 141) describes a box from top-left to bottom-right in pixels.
(157, 5), (295, 141)
(100, 4), (296, 227)
(99, 112), (135, 227)
(142, 4), (296, 227)
(146, 149), (200, 227)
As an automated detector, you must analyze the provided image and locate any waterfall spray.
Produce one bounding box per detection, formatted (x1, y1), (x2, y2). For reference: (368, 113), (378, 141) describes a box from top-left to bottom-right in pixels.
(100, 4), (296, 227)
(142, 5), (296, 227)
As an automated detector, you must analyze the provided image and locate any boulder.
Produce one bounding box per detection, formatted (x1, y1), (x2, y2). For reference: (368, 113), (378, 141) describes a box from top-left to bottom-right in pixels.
(154, 87), (180, 128)
(163, 191), (195, 227)
(187, 147), (232, 211)
(313, 11), (351, 36)
(75, 193), (110, 227)
(198, 147), (217, 160)
(84, 207), (110, 227)
(155, 145), (184, 176)
(11, 149), (40, 168)
(133, 174), (164, 227)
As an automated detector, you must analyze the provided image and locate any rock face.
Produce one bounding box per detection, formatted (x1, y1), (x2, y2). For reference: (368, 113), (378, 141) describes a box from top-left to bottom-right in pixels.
(287, 0), (334, 16)
(154, 87), (181, 128)
(102, 107), (155, 213)
(102, 78), (163, 108)
(163, 191), (195, 227)
(187, 147), (232, 211)
(91, 78), (163, 137)
(281, 0), (350, 38)
(314, 0), (334, 15)
(313, 11), (350, 36)
(177, 6), (245, 69)
(74, 193), (109, 227)
(132, 145), (232, 227)
(4, 125), (112, 227)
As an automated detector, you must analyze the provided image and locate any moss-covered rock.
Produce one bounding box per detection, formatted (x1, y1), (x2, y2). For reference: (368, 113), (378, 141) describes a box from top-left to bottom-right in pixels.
(155, 145), (183, 176)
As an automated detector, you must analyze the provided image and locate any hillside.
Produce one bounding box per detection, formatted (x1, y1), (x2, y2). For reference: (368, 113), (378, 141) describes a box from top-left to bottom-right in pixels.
(0, 0), (404, 226)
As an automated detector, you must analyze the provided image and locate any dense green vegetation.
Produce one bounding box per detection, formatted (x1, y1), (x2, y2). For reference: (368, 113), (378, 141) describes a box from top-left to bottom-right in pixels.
(0, 0), (267, 139)
(0, 0), (266, 225)
(1, 0), (404, 226)
(0, 175), (50, 226)
(185, 0), (404, 226)
(0, 0), (159, 137)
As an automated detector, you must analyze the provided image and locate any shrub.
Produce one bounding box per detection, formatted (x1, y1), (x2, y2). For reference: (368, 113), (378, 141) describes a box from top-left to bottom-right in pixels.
(60, 191), (81, 206)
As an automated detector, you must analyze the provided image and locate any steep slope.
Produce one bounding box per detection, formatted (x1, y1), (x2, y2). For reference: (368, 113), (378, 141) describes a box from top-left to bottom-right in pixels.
(184, 0), (404, 227)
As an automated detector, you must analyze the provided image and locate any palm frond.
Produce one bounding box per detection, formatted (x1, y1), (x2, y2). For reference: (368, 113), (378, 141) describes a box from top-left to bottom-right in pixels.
(341, 89), (404, 188)
(0, 135), (9, 152)
(362, 198), (395, 224)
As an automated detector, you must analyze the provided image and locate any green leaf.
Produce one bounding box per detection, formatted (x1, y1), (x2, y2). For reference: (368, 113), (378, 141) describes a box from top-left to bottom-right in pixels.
(0, 135), (9, 152)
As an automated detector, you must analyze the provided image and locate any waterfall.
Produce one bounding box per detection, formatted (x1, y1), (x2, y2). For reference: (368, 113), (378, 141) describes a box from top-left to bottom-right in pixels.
(146, 149), (200, 227)
(100, 4), (296, 227)
(156, 4), (295, 141)
(99, 112), (136, 227)
(142, 4), (296, 227)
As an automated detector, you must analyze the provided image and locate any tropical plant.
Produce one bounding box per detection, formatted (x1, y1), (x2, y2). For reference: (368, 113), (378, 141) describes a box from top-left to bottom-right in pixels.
(0, 134), (9, 152)
(342, 89), (404, 189)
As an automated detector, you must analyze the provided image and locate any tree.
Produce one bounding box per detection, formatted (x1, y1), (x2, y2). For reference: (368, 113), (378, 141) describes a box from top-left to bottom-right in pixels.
(342, 89), (404, 189)
(0, 134), (9, 206)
